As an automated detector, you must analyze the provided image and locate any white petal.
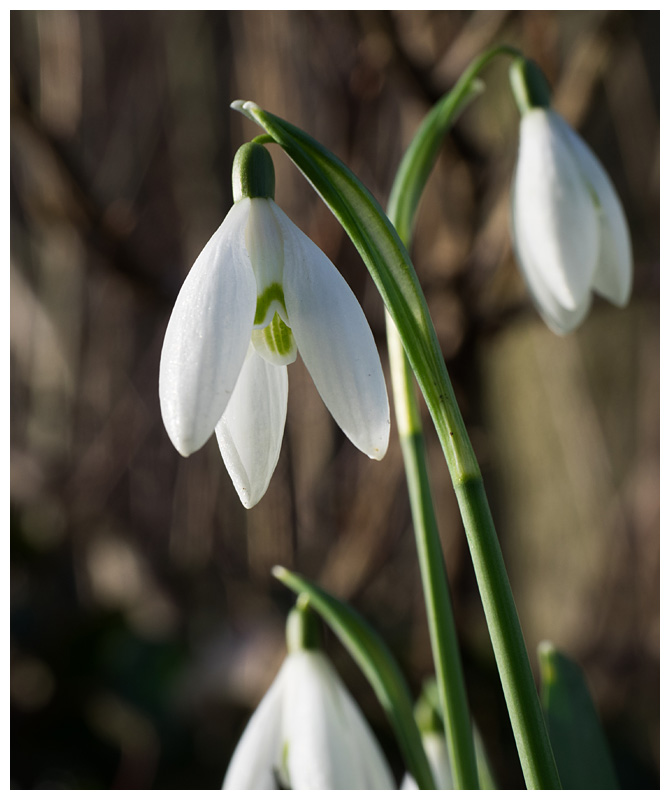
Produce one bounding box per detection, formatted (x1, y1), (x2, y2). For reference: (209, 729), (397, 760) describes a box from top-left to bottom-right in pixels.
(215, 347), (288, 508)
(282, 651), (394, 789)
(270, 202), (390, 460)
(159, 200), (256, 455)
(282, 652), (348, 788)
(400, 773), (419, 790)
(511, 175), (592, 334)
(329, 658), (397, 788)
(245, 198), (289, 327)
(222, 661), (287, 789)
(553, 111), (633, 306)
(422, 731), (453, 789)
(512, 109), (599, 311)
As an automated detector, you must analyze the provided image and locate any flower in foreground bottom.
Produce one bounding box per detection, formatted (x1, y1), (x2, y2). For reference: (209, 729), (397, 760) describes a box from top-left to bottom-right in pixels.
(401, 731), (453, 790)
(222, 649), (395, 789)
(159, 143), (390, 507)
(509, 59), (632, 335)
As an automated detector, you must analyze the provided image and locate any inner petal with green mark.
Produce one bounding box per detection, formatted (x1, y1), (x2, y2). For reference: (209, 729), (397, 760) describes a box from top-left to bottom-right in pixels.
(254, 282), (288, 327)
(246, 198), (289, 327)
(251, 312), (297, 366)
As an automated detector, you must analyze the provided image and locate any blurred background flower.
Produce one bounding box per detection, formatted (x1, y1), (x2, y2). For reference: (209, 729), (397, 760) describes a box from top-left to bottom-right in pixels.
(10, 9), (659, 789)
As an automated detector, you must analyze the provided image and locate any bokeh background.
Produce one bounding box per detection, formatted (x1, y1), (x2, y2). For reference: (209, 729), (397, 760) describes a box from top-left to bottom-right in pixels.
(10, 9), (659, 790)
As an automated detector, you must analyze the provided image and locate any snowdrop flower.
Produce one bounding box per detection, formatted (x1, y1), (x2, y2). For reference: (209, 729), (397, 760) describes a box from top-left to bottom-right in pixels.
(159, 142), (389, 507)
(222, 602), (395, 789)
(401, 731), (453, 790)
(509, 58), (632, 334)
(400, 680), (453, 790)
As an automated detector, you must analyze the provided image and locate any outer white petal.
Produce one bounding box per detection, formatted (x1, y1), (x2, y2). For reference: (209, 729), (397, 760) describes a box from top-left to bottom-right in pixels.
(512, 109), (599, 311)
(270, 202), (390, 460)
(282, 651), (394, 789)
(422, 731), (453, 789)
(400, 772), (419, 790)
(222, 661), (287, 789)
(331, 659), (397, 788)
(553, 111), (633, 306)
(399, 733), (452, 790)
(511, 173), (592, 335)
(215, 346), (288, 509)
(159, 200), (256, 456)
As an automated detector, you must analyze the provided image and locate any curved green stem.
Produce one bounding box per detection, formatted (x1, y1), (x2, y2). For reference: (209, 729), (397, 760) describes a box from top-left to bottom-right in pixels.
(233, 59), (561, 785)
(388, 314), (480, 790)
(384, 66), (486, 788)
(388, 44), (521, 244)
(387, 44), (560, 791)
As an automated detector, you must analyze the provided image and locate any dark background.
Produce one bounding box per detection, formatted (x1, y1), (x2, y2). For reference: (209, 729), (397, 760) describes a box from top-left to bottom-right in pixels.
(10, 10), (659, 789)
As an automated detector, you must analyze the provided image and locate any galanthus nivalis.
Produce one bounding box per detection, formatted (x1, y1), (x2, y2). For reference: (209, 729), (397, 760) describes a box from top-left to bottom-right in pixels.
(159, 142), (390, 507)
(222, 603), (395, 789)
(509, 58), (632, 334)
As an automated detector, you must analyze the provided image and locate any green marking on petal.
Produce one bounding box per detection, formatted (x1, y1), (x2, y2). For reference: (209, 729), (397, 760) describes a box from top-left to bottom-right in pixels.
(252, 312), (297, 366)
(277, 739), (291, 789)
(254, 282), (287, 326)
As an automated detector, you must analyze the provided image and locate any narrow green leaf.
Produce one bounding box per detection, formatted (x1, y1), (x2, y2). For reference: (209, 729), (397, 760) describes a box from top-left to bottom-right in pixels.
(539, 641), (618, 789)
(272, 566), (436, 790)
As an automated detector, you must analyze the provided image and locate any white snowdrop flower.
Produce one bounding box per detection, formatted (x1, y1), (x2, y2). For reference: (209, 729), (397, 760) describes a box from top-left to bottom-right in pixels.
(159, 143), (390, 507)
(401, 731), (453, 790)
(222, 604), (395, 789)
(509, 58), (632, 334)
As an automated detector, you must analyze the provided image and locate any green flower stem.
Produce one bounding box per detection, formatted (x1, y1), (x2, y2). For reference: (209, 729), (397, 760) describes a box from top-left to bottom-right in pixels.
(233, 65), (560, 786)
(455, 477), (560, 789)
(387, 45), (521, 244)
(383, 54), (513, 790)
(388, 315), (480, 791)
(387, 46), (560, 791)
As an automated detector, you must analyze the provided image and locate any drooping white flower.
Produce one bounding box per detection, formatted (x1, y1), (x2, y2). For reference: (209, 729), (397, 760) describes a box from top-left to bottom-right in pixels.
(222, 649), (395, 789)
(509, 60), (632, 335)
(159, 143), (390, 507)
(401, 731), (453, 790)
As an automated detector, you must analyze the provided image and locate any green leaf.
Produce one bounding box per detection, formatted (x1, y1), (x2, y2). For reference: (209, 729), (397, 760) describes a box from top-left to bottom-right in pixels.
(272, 566), (436, 790)
(539, 641), (618, 789)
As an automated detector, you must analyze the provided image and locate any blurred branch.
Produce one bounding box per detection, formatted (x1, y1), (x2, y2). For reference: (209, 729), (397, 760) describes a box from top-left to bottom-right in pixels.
(11, 70), (172, 308)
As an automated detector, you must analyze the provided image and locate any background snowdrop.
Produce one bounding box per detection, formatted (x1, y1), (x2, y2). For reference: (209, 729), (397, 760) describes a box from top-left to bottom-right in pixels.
(509, 58), (633, 334)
